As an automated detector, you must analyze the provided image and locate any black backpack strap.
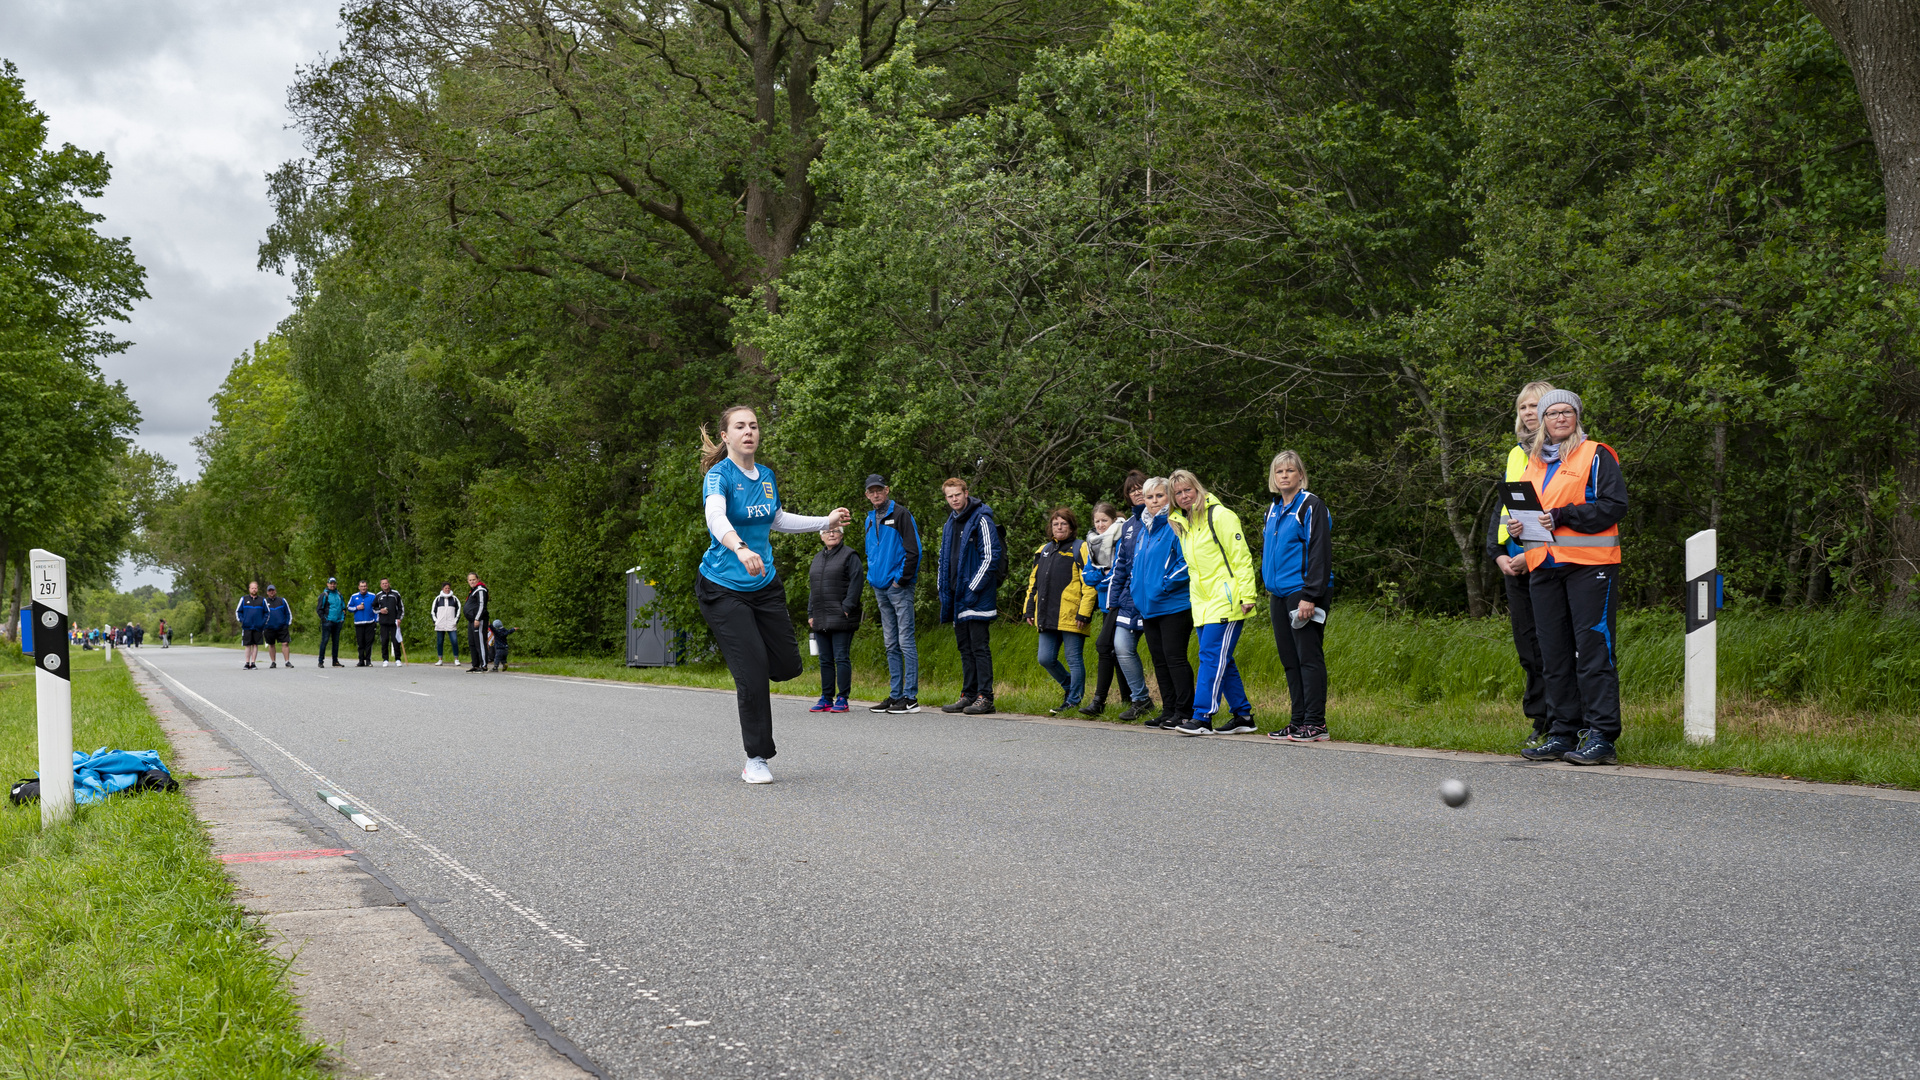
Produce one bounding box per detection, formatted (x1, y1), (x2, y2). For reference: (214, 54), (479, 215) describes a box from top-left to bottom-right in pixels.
(1206, 504), (1234, 577)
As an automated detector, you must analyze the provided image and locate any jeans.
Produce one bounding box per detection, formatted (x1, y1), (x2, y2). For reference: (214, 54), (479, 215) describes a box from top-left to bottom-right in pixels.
(1191, 619), (1251, 725)
(1112, 623), (1151, 703)
(436, 629), (463, 661)
(1035, 629), (1087, 705)
(954, 619), (993, 699)
(816, 629), (854, 698)
(1530, 563), (1621, 740)
(318, 621), (342, 664)
(1273, 592), (1328, 726)
(696, 572), (802, 760)
(1504, 569), (1548, 732)
(873, 584), (918, 699)
(1090, 613), (1135, 703)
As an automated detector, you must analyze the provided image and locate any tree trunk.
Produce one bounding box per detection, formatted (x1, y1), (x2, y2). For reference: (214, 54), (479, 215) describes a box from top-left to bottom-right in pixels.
(1804, 0), (1920, 270)
(1401, 363), (1489, 616)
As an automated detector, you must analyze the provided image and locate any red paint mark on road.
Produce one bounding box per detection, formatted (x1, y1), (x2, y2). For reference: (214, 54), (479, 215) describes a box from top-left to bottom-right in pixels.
(217, 848), (356, 864)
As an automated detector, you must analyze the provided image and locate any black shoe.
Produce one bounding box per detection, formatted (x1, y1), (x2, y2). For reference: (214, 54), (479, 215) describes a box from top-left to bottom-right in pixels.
(1562, 732), (1618, 766)
(1521, 734), (1578, 761)
(869, 697), (897, 713)
(269, 662), (277, 669)
(1047, 699), (1072, 716)
(1143, 712), (1172, 729)
(1216, 715), (1256, 735)
(1285, 724), (1330, 743)
(941, 696), (975, 714)
(1117, 700), (1153, 723)
(332, 661), (344, 667)
(888, 698), (921, 714)
(1174, 721), (1215, 736)
(1268, 725), (1298, 740)
(962, 697), (996, 715)
(1521, 730), (1551, 751)
(1078, 697), (1106, 717)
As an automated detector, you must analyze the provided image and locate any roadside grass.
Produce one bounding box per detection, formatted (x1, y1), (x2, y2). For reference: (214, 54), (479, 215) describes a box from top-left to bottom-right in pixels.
(0, 650), (330, 1078)
(517, 606), (1920, 790)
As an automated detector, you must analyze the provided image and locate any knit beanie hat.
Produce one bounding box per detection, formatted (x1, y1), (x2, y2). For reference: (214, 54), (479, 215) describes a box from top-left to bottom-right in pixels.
(1536, 388), (1583, 419)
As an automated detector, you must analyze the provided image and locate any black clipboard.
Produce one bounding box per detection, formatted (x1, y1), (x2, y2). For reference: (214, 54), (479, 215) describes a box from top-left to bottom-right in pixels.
(1501, 481), (1544, 512)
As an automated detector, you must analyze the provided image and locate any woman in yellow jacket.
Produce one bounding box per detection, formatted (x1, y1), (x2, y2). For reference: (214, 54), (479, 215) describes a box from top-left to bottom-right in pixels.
(1167, 469), (1258, 736)
(1024, 507), (1099, 714)
(1486, 381), (1554, 745)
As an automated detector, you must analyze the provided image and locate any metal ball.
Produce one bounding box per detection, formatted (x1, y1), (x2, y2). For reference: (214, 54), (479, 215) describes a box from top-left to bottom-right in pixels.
(1439, 778), (1470, 808)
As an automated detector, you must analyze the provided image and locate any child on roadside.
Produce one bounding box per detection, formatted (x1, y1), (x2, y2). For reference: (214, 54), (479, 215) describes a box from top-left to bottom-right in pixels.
(488, 620), (519, 670)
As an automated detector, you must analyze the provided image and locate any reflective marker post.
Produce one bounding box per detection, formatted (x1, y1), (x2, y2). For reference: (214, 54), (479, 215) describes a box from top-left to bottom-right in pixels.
(1684, 530), (1717, 746)
(31, 550), (74, 826)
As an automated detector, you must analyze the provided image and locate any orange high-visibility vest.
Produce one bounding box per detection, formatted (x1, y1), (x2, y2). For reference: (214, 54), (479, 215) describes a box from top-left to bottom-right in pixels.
(1519, 440), (1621, 572)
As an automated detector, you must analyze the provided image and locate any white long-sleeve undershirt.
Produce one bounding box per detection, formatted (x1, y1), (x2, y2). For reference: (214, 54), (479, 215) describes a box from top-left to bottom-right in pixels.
(704, 493), (833, 546)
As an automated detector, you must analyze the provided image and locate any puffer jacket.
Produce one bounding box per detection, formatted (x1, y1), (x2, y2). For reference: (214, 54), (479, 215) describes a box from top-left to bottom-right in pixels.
(808, 543), (865, 632)
(1023, 538), (1097, 634)
(1175, 493), (1258, 623)
(1129, 509), (1191, 618)
(431, 591), (462, 632)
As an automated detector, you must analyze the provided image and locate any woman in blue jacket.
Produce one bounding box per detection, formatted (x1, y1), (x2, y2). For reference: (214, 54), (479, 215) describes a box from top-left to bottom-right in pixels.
(1130, 477), (1193, 728)
(1261, 451), (1334, 741)
(1102, 472), (1155, 721)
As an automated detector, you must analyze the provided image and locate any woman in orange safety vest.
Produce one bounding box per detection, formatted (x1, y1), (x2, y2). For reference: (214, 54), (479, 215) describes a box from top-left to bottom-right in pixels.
(1515, 389), (1628, 766)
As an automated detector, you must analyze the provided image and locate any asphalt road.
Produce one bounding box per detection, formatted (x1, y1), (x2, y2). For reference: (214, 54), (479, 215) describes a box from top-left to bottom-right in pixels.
(133, 646), (1920, 1079)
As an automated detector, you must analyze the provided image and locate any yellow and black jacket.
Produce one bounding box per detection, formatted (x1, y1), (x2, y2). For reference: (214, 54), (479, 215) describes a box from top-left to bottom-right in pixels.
(1023, 538), (1098, 635)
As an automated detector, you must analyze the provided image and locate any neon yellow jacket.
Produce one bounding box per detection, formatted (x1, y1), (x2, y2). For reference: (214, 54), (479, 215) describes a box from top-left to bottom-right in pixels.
(1174, 493), (1258, 623)
(1496, 443), (1528, 545)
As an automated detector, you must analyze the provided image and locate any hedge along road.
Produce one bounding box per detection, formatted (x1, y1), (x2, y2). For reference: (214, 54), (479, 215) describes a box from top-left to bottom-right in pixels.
(131, 645), (1918, 1079)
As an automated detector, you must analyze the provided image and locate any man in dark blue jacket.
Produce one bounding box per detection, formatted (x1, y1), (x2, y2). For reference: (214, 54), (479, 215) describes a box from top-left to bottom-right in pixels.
(863, 475), (922, 713)
(936, 478), (1002, 714)
(235, 582), (269, 670)
(262, 584), (293, 669)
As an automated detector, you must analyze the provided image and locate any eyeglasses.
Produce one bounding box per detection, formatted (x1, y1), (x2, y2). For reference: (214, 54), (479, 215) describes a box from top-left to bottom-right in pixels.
(1543, 407), (1577, 419)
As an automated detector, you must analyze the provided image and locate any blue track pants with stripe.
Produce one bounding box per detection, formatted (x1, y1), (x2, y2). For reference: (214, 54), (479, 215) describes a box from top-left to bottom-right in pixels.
(1192, 619), (1252, 726)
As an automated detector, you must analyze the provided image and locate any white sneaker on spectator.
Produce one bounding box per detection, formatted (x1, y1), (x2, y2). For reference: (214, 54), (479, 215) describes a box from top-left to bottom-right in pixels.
(742, 757), (774, 785)
(382, 660), (389, 667)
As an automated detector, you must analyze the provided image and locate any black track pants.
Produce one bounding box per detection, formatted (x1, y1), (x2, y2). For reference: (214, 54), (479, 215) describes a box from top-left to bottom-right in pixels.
(1529, 563), (1622, 740)
(354, 623), (377, 664)
(953, 620), (993, 699)
(697, 573), (802, 761)
(380, 623), (401, 661)
(1091, 612), (1134, 703)
(1271, 592), (1328, 726)
(467, 625), (490, 669)
(1504, 569), (1549, 732)
(1140, 609), (1195, 720)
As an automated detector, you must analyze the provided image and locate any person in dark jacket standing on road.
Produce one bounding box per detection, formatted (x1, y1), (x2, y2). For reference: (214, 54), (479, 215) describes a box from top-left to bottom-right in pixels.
(315, 577), (346, 667)
(863, 475), (923, 714)
(1263, 451), (1334, 742)
(462, 573), (491, 672)
(807, 524), (864, 713)
(347, 580), (378, 666)
(937, 478), (1002, 715)
(235, 581), (269, 669)
(263, 585), (294, 669)
(374, 578), (406, 666)
(1101, 472), (1155, 721)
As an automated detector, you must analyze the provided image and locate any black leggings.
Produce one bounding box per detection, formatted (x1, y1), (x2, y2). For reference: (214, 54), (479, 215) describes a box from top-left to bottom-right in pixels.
(1272, 592), (1328, 726)
(1504, 570), (1548, 733)
(1091, 612), (1134, 703)
(954, 620), (993, 699)
(697, 573), (802, 760)
(1140, 610), (1195, 720)
(1530, 563), (1621, 740)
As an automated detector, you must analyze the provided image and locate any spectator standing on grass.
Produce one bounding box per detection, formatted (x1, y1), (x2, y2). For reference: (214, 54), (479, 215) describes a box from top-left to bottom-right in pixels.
(1103, 471), (1155, 722)
(235, 582), (269, 669)
(863, 474), (923, 714)
(463, 573), (491, 672)
(348, 580), (378, 666)
(1024, 506), (1098, 715)
(315, 577), (346, 667)
(937, 477), (1004, 716)
(431, 582), (463, 666)
(1517, 390), (1628, 767)
(1168, 470), (1258, 737)
(1487, 380), (1555, 747)
(375, 578), (405, 666)
(1079, 501), (1136, 716)
(1263, 451), (1335, 743)
(1132, 478), (1194, 728)
(807, 523), (863, 714)
(263, 585), (293, 669)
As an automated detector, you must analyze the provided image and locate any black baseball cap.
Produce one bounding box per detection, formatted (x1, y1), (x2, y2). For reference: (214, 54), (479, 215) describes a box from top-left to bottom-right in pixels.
(864, 474), (887, 489)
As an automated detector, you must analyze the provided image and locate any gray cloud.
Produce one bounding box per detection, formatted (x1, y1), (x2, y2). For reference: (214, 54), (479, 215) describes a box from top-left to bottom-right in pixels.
(2, 0), (344, 588)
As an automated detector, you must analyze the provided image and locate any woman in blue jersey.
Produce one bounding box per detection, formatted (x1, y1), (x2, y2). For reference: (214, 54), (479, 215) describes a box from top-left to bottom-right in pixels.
(697, 406), (851, 785)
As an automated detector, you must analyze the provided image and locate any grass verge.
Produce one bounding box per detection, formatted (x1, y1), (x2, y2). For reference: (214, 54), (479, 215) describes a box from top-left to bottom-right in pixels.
(517, 608), (1920, 791)
(0, 648), (331, 1078)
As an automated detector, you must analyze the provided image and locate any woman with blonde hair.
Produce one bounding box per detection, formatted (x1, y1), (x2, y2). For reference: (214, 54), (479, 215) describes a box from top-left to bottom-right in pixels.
(696, 405), (851, 784)
(1130, 477), (1194, 727)
(1166, 469), (1258, 736)
(1262, 451), (1334, 741)
(1485, 381), (1554, 745)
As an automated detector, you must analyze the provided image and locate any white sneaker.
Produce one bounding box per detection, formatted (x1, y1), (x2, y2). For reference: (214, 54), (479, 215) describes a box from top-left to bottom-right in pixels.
(435, 659), (443, 666)
(742, 757), (774, 785)
(397, 660), (404, 666)
(382, 660), (389, 667)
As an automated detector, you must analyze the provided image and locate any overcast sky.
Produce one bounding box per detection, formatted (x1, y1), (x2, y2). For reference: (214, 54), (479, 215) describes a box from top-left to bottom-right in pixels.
(3, 0), (342, 589)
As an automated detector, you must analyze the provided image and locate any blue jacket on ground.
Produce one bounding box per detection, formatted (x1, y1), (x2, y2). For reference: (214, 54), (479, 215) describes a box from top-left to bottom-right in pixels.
(1129, 508), (1191, 618)
(865, 499), (923, 589)
(235, 594), (269, 630)
(1262, 490), (1333, 603)
(347, 590), (379, 624)
(264, 596), (292, 629)
(68, 747), (171, 805)
(939, 497), (1001, 624)
(1093, 504), (1148, 627)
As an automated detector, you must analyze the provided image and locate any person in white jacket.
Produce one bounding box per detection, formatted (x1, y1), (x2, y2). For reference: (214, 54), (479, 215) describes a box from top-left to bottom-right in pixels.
(430, 582), (464, 666)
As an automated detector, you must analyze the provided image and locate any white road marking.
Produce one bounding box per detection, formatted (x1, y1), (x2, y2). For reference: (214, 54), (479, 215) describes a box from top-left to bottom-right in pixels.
(397, 689), (430, 697)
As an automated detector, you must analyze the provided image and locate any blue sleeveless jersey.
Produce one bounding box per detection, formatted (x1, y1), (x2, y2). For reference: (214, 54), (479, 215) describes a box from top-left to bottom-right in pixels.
(699, 458), (781, 592)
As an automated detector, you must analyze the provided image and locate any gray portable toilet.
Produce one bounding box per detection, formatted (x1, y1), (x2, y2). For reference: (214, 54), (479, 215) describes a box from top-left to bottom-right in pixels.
(626, 569), (677, 666)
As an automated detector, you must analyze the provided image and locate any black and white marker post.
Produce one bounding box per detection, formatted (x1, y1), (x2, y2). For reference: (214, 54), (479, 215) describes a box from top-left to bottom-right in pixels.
(1684, 529), (1717, 745)
(31, 549), (74, 826)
